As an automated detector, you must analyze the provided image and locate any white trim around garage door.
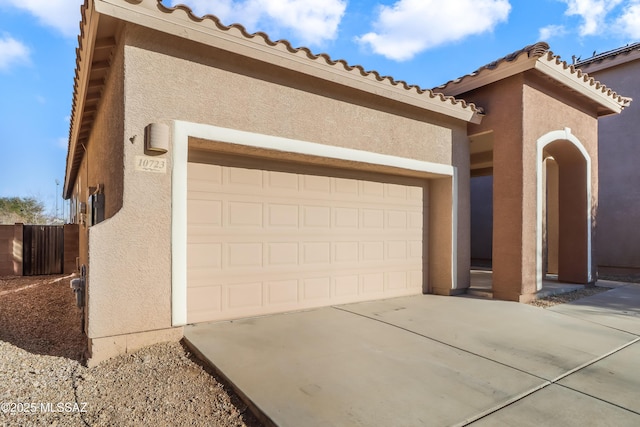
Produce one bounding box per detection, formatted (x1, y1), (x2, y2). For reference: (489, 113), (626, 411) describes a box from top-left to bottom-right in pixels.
(171, 121), (457, 326)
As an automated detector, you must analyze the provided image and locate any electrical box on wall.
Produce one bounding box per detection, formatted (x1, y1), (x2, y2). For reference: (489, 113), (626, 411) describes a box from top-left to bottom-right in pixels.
(91, 193), (105, 225)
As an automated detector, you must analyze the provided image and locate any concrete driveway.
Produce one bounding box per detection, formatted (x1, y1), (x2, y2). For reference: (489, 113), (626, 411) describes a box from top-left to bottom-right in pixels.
(185, 283), (640, 426)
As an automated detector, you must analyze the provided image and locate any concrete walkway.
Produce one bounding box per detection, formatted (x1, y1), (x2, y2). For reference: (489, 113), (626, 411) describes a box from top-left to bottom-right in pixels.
(184, 283), (640, 426)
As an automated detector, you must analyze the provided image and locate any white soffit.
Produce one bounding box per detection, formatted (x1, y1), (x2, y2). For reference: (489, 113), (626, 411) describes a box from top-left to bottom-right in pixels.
(534, 59), (626, 114)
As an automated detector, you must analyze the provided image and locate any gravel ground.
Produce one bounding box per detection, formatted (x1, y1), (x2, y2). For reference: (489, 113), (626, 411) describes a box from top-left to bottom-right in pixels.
(0, 275), (262, 427)
(599, 274), (640, 284)
(527, 285), (610, 308)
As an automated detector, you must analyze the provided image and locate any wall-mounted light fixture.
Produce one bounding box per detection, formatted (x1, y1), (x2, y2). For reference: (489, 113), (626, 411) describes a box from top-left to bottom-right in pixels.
(144, 123), (170, 155)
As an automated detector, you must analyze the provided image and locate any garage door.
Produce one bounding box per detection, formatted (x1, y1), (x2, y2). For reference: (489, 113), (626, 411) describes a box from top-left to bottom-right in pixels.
(186, 155), (426, 323)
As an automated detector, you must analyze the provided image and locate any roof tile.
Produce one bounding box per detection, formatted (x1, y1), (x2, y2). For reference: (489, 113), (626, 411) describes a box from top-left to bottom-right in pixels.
(435, 41), (629, 108)
(156, 1), (479, 113)
(575, 42), (640, 67)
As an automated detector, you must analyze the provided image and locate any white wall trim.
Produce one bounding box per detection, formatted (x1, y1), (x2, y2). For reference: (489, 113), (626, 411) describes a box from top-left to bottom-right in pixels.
(171, 123), (189, 327)
(451, 168), (459, 289)
(174, 121), (455, 176)
(535, 128), (592, 291)
(171, 121), (456, 326)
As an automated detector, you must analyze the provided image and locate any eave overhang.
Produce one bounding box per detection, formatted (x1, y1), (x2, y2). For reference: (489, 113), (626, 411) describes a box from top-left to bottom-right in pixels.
(64, 2), (99, 198)
(576, 43), (640, 74)
(64, 1), (118, 199)
(435, 42), (631, 119)
(533, 56), (629, 116)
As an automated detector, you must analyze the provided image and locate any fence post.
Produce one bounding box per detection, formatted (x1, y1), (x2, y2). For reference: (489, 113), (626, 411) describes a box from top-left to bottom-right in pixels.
(13, 223), (23, 276)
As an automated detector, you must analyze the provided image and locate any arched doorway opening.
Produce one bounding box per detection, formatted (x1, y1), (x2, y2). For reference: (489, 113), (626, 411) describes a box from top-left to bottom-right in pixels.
(542, 157), (559, 278)
(536, 129), (592, 290)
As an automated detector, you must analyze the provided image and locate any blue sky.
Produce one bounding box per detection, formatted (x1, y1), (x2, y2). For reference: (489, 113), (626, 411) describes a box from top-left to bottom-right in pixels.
(1, 0), (639, 217)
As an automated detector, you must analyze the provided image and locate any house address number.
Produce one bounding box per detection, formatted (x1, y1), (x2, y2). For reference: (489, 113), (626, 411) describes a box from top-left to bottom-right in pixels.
(135, 156), (167, 173)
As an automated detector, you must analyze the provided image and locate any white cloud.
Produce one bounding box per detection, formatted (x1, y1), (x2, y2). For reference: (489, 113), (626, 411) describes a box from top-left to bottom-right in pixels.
(57, 137), (68, 150)
(356, 0), (511, 62)
(539, 24), (568, 41)
(617, 0), (640, 38)
(171, 0), (346, 46)
(0, 34), (30, 71)
(560, 0), (623, 36)
(0, 0), (82, 37)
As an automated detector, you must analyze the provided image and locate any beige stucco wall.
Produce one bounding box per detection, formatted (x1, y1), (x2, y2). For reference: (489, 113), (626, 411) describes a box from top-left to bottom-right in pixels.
(72, 33), (127, 339)
(0, 224), (22, 276)
(81, 21), (470, 357)
(523, 73), (599, 289)
(464, 75), (526, 299)
(462, 71), (599, 300)
(74, 34), (126, 267)
(86, 29), (173, 340)
(126, 26), (461, 163)
(0, 225), (16, 276)
(583, 60), (640, 274)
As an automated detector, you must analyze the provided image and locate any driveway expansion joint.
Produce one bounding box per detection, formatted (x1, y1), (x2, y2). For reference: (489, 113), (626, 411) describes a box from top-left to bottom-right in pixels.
(333, 305), (640, 426)
(461, 337), (640, 425)
(333, 305), (549, 381)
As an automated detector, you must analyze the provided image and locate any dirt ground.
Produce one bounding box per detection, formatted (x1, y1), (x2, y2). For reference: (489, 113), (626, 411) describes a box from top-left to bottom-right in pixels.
(527, 285), (609, 308)
(0, 275), (86, 361)
(0, 275), (263, 427)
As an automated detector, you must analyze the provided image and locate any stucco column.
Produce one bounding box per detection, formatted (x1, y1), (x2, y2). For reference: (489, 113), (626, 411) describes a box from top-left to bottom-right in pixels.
(429, 176), (455, 295)
(491, 133), (538, 302)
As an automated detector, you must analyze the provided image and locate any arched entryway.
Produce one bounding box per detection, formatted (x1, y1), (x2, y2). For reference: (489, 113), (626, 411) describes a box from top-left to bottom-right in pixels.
(536, 128), (592, 290)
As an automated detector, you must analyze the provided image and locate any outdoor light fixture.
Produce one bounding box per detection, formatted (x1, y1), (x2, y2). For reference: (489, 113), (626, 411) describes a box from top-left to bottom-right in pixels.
(144, 123), (170, 154)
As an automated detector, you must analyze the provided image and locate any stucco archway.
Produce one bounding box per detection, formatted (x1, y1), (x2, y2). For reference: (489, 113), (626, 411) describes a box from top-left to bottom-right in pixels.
(536, 128), (592, 290)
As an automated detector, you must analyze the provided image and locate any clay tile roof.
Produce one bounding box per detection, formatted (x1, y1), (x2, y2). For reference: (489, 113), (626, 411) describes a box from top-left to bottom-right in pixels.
(64, 0), (91, 199)
(65, 0), (484, 197)
(575, 42), (640, 67)
(434, 42), (551, 90)
(156, 1), (481, 115)
(434, 41), (630, 110)
(540, 49), (631, 107)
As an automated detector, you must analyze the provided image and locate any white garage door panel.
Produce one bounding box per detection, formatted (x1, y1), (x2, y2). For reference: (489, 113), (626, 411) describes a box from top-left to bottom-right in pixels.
(187, 160), (426, 323)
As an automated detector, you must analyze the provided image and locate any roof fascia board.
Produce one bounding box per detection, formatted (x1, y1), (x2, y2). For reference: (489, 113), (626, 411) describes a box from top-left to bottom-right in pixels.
(95, 0), (480, 123)
(533, 59), (623, 115)
(64, 6), (101, 198)
(439, 55), (537, 97)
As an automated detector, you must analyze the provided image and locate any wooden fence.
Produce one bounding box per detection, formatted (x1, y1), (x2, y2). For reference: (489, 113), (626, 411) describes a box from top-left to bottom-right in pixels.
(0, 224), (79, 276)
(23, 225), (64, 275)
